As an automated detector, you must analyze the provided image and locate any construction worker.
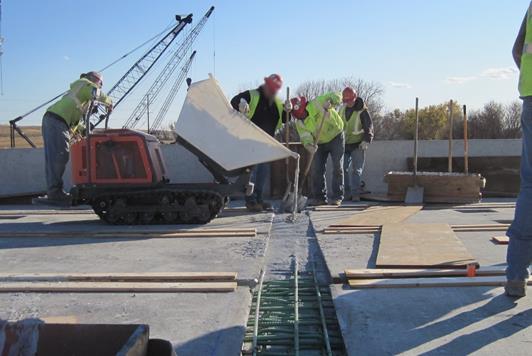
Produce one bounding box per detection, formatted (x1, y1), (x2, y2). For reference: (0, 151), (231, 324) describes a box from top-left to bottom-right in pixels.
(340, 87), (374, 201)
(230, 74), (289, 212)
(291, 93), (344, 206)
(38, 72), (112, 204)
(506, 1), (532, 298)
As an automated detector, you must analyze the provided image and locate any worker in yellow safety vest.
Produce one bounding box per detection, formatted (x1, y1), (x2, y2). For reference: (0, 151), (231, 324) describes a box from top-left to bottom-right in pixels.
(230, 74), (291, 212)
(340, 87), (374, 202)
(290, 92), (345, 206)
(506, 1), (532, 298)
(37, 72), (112, 205)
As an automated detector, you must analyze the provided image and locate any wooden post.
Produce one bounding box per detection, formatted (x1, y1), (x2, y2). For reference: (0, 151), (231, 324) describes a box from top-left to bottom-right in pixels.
(448, 100), (453, 173)
(463, 105), (469, 174)
(285, 87), (291, 186)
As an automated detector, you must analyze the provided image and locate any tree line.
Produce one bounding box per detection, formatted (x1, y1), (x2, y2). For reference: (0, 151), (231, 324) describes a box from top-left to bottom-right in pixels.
(295, 77), (522, 140)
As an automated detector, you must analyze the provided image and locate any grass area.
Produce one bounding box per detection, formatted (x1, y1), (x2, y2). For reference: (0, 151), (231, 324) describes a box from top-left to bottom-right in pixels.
(0, 125), (43, 148)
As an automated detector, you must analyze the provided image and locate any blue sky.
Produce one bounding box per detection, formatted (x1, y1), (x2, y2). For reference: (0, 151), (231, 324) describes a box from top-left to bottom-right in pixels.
(0, 0), (529, 127)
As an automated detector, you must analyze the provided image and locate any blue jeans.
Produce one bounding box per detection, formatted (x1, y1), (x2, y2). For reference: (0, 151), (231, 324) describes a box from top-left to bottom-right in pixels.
(344, 143), (366, 198)
(507, 97), (532, 282)
(311, 133), (344, 201)
(42, 113), (70, 196)
(246, 163), (268, 204)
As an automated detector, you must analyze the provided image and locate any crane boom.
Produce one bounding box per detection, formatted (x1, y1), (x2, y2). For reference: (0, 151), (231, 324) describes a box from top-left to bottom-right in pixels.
(106, 13), (193, 108)
(150, 51), (196, 134)
(123, 6), (214, 129)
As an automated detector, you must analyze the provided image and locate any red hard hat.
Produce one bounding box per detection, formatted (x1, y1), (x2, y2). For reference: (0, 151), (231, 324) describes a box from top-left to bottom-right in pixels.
(264, 74), (283, 93)
(342, 87), (357, 104)
(290, 96), (308, 119)
(86, 71), (104, 87)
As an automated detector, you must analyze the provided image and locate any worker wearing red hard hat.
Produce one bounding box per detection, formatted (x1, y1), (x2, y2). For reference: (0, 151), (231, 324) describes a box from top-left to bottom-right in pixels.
(340, 86), (374, 201)
(230, 74), (291, 212)
(291, 92), (345, 206)
(36, 71), (112, 205)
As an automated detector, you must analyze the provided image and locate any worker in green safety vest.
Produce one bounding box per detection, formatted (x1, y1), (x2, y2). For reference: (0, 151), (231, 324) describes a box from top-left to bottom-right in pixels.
(230, 74), (290, 212)
(506, 1), (532, 298)
(290, 92), (345, 206)
(340, 87), (374, 202)
(38, 72), (113, 205)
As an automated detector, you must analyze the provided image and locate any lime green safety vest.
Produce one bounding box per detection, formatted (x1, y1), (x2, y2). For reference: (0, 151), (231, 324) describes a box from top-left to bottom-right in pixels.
(519, 2), (532, 97)
(47, 78), (112, 128)
(247, 89), (284, 130)
(295, 92), (344, 145)
(339, 105), (365, 144)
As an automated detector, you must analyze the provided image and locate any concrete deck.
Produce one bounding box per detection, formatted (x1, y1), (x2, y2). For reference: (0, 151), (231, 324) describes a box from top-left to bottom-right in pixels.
(0, 199), (529, 355)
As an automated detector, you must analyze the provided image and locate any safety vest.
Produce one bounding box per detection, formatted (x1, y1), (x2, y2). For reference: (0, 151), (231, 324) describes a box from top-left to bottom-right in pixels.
(339, 105), (364, 144)
(519, 1), (532, 97)
(247, 89), (284, 130)
(47, 78), (112, 128)
(295, 93), (344, 145)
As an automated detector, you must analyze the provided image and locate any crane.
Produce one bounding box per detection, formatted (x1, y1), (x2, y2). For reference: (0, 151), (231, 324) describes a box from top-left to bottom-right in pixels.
(122, 6), (214, 129)
(150, 50), (196, 136)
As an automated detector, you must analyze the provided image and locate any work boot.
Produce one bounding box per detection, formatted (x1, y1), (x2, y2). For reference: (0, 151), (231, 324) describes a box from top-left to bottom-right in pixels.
(245, 201), (263, 213)
(505, 280), (527, 298)
(259, 201), (273, 212)
(307, 198), (327, 206)
(48, 190), (71, 202)
(329, 199), (342, 206)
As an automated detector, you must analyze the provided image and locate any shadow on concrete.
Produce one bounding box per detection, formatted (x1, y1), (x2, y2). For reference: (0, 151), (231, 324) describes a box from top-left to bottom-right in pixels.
(174, 325), (246, 356)
(334, 287), (528, 355)
(0, 236), (148, 250)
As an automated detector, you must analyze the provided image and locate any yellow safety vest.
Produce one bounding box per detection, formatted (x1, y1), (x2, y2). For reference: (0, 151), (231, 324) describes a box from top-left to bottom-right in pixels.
(247, 89), (284, 130)
(519, 1), (532, 97)
(339, 105), (364, 144)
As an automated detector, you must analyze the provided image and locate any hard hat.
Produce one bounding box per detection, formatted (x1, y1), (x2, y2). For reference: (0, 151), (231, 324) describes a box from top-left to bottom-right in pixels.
(290, 96), (308, 119)
(86, 71), (104, 87)
(264, 74), (283, 93)
(342, 87), (357, 104)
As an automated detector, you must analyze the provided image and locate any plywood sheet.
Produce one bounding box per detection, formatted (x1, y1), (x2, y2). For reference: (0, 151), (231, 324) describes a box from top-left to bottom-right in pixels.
(376, 223), (477, 268)
(335, 206), (422, 226)
(491, 236), (509, 245)
(175, 75), (298, 171)
(348, 276), (530, 289)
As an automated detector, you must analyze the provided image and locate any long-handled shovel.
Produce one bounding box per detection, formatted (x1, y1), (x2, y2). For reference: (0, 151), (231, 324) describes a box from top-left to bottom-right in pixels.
(405, 97), (424, 204)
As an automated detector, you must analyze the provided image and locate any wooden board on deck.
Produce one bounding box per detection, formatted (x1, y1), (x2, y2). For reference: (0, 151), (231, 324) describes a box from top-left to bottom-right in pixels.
(348, 276), (530, 289)
(345, 266), (505, 279)
(0, 281), (237, 293)
(376, 223), (477, 268)
(334, 206), (422, 226)
(491, 236), (510, 245)
(0, 272), (237, 282)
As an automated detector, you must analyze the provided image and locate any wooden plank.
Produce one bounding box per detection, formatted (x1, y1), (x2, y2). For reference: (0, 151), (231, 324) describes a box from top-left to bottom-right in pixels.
(491, 236), (509, 245)
(334, 206), (422, 226)
(0, 281), (237, 293)
(348, 276), (531, 289)
(345, 266), (506, 279)
(0, 228), (257, 239)
(0, 272), (237, 282)
(376, 223), (477, 268)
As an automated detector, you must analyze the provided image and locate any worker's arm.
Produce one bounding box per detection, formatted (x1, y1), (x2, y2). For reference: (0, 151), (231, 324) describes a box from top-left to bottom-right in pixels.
(513, 14), (527, 69)
(230, 91), (251, 111)
(318, 92), (343, 108)
(78, 81), (113, 107)
(295, 119), (315, 146)
(360, 110), (374, 143)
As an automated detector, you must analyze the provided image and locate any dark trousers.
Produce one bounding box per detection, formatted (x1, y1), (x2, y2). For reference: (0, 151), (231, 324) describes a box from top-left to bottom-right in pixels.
(246, 163), (269, 204)
(311, 133), (345, 201)
(42, 112), (70, 196)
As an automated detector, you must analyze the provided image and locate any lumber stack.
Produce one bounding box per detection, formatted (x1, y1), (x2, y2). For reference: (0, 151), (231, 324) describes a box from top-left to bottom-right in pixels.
(322, 223), (510, 234)
(384, 171), (486, 203)
(344, 266), (522, 289)
(0, 272), (238, 293)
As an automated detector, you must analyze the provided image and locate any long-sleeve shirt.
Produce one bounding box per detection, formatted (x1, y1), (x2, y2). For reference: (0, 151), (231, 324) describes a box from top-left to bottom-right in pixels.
(343, 97), (374, 144)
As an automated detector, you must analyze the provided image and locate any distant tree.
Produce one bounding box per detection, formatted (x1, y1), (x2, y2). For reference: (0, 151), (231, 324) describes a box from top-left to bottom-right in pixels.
(399, 101), (461, 140)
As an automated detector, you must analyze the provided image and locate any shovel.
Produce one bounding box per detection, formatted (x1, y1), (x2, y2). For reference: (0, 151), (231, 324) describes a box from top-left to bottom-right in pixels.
(405, 97), (424, 204)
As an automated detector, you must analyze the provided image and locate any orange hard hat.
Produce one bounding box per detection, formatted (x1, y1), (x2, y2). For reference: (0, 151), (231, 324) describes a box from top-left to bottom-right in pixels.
(290, 96), (308, 119)
(264, 74), (283, 93)
(342, 87), (357, 104)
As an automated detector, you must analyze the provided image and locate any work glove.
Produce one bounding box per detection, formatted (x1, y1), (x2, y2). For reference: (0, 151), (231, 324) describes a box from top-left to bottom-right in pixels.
(284, 99), (293, 112)
(322, 100), (332, 110)
(239, 98), (250, 114)
(359, 141), (369, 151)
(304, 144), (318, 155)
(107, 104), (113, 114)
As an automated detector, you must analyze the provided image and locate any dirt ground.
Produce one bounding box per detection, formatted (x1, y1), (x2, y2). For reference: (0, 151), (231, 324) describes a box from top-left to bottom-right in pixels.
(0, 125), (43, 148)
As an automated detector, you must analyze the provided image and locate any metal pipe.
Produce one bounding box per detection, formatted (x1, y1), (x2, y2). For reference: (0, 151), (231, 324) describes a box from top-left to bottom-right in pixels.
(413, 97), (419, 184)
(448, 100), (453, 173)
(463, 105), (469, 174)
(293, 256), (299, 356)
(312, 261), (332, 356)
(252, 269), (266, 356)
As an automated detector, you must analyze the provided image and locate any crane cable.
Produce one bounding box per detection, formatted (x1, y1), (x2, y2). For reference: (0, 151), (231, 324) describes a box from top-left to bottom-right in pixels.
(9, 20), (174, 121)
